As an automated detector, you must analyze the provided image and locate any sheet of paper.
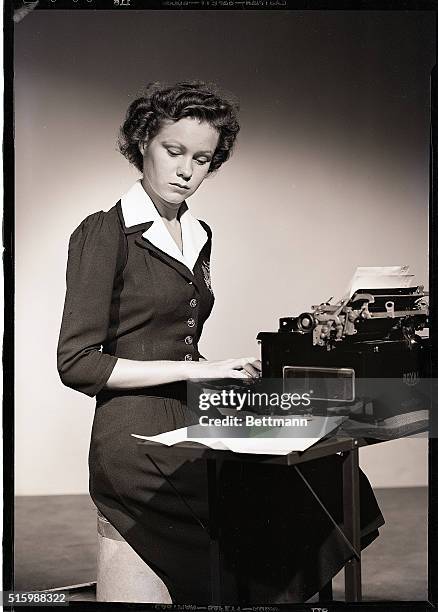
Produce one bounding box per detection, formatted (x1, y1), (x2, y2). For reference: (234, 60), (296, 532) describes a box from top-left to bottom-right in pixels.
(132, 415), (345, 455)
(346, 265), (413, 298)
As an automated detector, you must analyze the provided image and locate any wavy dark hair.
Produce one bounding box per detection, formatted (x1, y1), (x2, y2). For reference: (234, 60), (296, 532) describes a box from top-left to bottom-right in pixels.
(118, 81), (240, 173)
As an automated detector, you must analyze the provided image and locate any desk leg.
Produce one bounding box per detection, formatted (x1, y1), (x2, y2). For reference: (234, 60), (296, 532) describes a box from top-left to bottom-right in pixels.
(342, 447), (362, 602)
(318, 579), (333, 601)
(207, 458), (221, 604)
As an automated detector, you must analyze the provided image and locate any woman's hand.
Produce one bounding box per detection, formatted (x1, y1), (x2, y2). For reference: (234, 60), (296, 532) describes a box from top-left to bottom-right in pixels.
(184, 357), (262, 380)
(103, 357), (260, 391)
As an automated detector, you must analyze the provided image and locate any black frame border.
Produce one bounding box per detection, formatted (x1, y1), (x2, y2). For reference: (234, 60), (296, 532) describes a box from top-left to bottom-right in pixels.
(3, 4), (437, 611)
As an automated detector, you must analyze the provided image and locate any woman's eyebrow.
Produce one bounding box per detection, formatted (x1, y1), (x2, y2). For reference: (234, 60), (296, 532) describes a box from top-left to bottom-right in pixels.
(162, 141), (185, 149)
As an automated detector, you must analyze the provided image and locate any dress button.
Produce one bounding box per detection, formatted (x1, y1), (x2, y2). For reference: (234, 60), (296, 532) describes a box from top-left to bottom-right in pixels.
(187, 318), (195, 328)
(184, 354), (193, 361)
(184, 336), (193, 345)
(190, 299), (197, 308)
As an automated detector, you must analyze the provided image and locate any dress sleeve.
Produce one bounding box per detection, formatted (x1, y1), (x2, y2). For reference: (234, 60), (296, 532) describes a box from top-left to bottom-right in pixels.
(57, 211), (125, 397)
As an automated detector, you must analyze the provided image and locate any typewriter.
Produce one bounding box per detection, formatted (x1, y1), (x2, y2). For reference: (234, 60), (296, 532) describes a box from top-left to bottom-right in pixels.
(257, 286), (430, 435)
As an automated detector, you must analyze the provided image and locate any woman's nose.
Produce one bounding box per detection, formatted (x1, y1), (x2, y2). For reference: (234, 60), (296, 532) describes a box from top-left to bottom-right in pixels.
(177, 159), (192, 181)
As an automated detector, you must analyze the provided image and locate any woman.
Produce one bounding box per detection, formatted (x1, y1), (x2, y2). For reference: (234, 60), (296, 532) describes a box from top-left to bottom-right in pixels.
(57, 81), (384, 604)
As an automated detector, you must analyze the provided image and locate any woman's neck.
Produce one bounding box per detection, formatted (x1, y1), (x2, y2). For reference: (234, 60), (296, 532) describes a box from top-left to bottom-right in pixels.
(141, 177), (182, 222)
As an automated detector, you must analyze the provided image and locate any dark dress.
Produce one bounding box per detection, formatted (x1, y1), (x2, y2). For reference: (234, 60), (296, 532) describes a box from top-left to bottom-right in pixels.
(57, 194), (384, 605)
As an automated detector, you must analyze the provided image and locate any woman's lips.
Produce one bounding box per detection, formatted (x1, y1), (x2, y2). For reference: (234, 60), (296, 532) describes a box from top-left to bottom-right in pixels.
(169, 183), (190, 190)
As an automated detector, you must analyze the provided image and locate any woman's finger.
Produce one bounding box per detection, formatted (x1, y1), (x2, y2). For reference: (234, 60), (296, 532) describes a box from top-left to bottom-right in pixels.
(228, 356), (258, 369)
(242, 363), (260, 378)
(229, 369), (250, 379)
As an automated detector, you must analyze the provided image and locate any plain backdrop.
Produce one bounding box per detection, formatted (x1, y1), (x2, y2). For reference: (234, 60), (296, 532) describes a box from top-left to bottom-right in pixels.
(14, 10), (435, 495)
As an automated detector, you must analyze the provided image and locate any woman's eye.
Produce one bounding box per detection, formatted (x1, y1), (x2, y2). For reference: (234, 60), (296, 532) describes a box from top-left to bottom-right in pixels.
(196, 158), (209, 165)
(167, 149), (180, 157)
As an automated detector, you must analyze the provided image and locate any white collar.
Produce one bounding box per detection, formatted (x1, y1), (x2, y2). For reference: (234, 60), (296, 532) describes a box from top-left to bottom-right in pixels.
(120, 180), (208, 272)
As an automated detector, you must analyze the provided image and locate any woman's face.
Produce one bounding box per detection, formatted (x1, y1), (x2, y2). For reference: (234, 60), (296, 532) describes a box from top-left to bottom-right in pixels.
(140, 117), (220, 207)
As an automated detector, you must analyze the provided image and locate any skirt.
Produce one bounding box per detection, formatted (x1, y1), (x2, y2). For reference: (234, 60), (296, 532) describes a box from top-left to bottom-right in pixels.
(89, 390), (385, 604)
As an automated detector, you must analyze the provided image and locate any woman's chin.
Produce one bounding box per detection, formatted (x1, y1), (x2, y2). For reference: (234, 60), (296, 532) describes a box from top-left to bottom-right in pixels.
(162, 191), (188, 205)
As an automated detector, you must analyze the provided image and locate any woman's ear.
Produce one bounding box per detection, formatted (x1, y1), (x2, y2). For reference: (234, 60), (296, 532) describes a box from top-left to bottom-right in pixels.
(138, 141), (146, 156)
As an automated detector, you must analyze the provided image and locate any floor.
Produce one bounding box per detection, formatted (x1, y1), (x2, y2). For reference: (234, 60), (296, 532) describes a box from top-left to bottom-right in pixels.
(14, 487), (427, 602)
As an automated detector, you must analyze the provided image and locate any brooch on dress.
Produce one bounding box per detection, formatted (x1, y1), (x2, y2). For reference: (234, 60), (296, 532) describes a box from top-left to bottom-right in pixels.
(201, 260), (214, 295)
